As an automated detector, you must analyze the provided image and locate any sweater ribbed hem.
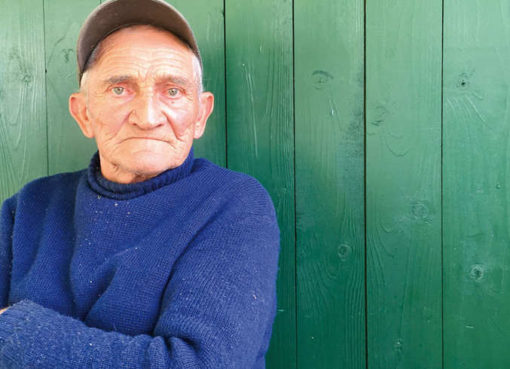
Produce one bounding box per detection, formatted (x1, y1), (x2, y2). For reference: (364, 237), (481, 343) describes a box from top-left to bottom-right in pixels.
(87, 147), (195, 200)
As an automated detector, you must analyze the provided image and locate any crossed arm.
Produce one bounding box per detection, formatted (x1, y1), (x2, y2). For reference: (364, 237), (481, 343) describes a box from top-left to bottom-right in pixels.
(0, 191), (280, 368)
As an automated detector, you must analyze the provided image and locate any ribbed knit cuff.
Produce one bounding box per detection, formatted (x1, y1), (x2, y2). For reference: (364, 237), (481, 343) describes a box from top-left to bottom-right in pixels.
(0, 300), (41, 346)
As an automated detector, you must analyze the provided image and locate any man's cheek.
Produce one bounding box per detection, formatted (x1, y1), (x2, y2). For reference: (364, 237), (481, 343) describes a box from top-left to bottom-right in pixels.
(95, 110), (126, 133)
(165, 110), (195, 136)
(92, 124), (123, 149)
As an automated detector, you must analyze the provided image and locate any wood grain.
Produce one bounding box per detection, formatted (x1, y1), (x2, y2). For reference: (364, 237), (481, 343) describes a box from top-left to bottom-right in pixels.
(7, 1), (510, 368)
(366, 0), (443, 367)
(443, 0), (510, 367)
(169, 0), (226, 166)
(225, 1), (296, 368)
(294, 0), (365, 367)
(0, 0), (47, 202)
(45, 0), (99, 175)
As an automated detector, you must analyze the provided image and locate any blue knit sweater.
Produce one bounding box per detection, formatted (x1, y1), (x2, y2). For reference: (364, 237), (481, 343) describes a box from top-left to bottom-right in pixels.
(0, 149), (280, 368)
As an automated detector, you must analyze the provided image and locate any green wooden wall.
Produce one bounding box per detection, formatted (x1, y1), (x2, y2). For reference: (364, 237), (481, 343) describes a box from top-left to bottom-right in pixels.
(1, 0), (509, 368)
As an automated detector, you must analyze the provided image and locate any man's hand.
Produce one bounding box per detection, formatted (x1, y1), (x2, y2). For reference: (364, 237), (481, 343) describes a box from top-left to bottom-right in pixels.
(0, 307), (8, 315)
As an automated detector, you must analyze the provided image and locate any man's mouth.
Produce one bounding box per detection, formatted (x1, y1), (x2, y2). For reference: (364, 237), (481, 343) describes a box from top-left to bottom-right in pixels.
(123, 137), (166, 142)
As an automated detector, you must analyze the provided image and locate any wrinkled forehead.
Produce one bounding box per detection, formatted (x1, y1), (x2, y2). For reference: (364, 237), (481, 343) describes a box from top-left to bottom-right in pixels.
(96, 24), (192, 63)
(80, 24), (198, 89)
(79, 24), (206, 95)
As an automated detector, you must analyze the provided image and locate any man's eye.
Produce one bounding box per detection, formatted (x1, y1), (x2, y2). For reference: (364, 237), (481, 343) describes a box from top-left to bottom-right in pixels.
(168, 88), (180, 97)
(112, 87), (125, 95)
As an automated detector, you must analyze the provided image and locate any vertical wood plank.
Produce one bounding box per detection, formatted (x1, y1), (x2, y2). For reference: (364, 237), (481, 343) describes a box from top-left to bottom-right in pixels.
(443, 1), (510, 367)
(366, 0), (443, 367)
(0, 0), (47, 202)
(225, 1), (295, 368)
(45, 0), (99, 175)
(294, 0), (365, 368)
(169, 0), (226, 166)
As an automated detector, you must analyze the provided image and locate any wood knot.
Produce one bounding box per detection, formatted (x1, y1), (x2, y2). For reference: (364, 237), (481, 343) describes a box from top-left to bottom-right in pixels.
(311, 70), (333, 90)
(337, 244), (352, 261)
(469, 264), (485, 281)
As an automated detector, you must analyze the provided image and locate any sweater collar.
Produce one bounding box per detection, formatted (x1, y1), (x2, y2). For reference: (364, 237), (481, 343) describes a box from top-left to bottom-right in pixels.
(87, 148), (195, 200)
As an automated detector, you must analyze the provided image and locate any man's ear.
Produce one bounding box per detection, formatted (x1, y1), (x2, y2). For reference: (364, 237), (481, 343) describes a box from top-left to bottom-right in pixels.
(69, 92), (94, 138)
(193, 92), (214, 139)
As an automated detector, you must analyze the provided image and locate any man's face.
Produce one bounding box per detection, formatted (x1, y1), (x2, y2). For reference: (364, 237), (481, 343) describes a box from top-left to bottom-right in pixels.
(70, 25), (213, 183)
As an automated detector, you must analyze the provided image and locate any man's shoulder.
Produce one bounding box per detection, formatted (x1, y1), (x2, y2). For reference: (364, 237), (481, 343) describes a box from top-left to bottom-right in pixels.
(192, 158), (276, 217)
(15, 170), (85, 201)
(2, 169), (85, 216)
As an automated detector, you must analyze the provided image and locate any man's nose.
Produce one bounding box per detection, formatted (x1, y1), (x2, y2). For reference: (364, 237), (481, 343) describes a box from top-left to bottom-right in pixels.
(129, 93), (165, 129)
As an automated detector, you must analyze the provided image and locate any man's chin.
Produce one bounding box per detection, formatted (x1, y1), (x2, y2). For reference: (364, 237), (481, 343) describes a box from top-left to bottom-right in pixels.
(129, 162), (173, 177)
(124, 152), (184, 177)
(100, 146), (190, 183)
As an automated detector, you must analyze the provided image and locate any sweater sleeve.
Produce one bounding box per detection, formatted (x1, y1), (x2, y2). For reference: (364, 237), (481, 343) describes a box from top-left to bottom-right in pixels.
(0, 211), (280, 369)
(0, 197), (15, 308)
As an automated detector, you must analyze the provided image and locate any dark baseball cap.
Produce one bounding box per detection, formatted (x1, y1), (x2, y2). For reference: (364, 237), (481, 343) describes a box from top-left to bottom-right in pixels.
(76, 0), (201, 84)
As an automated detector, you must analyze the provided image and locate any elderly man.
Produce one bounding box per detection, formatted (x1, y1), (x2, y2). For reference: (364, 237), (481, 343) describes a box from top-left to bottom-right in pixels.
(0, 0), (279, 368)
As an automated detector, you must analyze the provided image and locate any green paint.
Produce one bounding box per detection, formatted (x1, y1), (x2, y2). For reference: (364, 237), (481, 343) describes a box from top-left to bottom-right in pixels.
(0, 0), (47, 202)
(366, 0), (442, 367)
(295, 0), (365, 368)
(443, 0), (510, 368)
(225, 1), (296, 368)
(45, 0), (99, 175)
(169, 0), (226, 167)
(3, 0), (510, 368)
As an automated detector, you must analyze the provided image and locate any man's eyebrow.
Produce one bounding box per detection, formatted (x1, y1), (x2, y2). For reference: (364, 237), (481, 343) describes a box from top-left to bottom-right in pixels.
(155, 74), (193, 87)
(102, 75), (194, 87)
(102, 75), (136, 86)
